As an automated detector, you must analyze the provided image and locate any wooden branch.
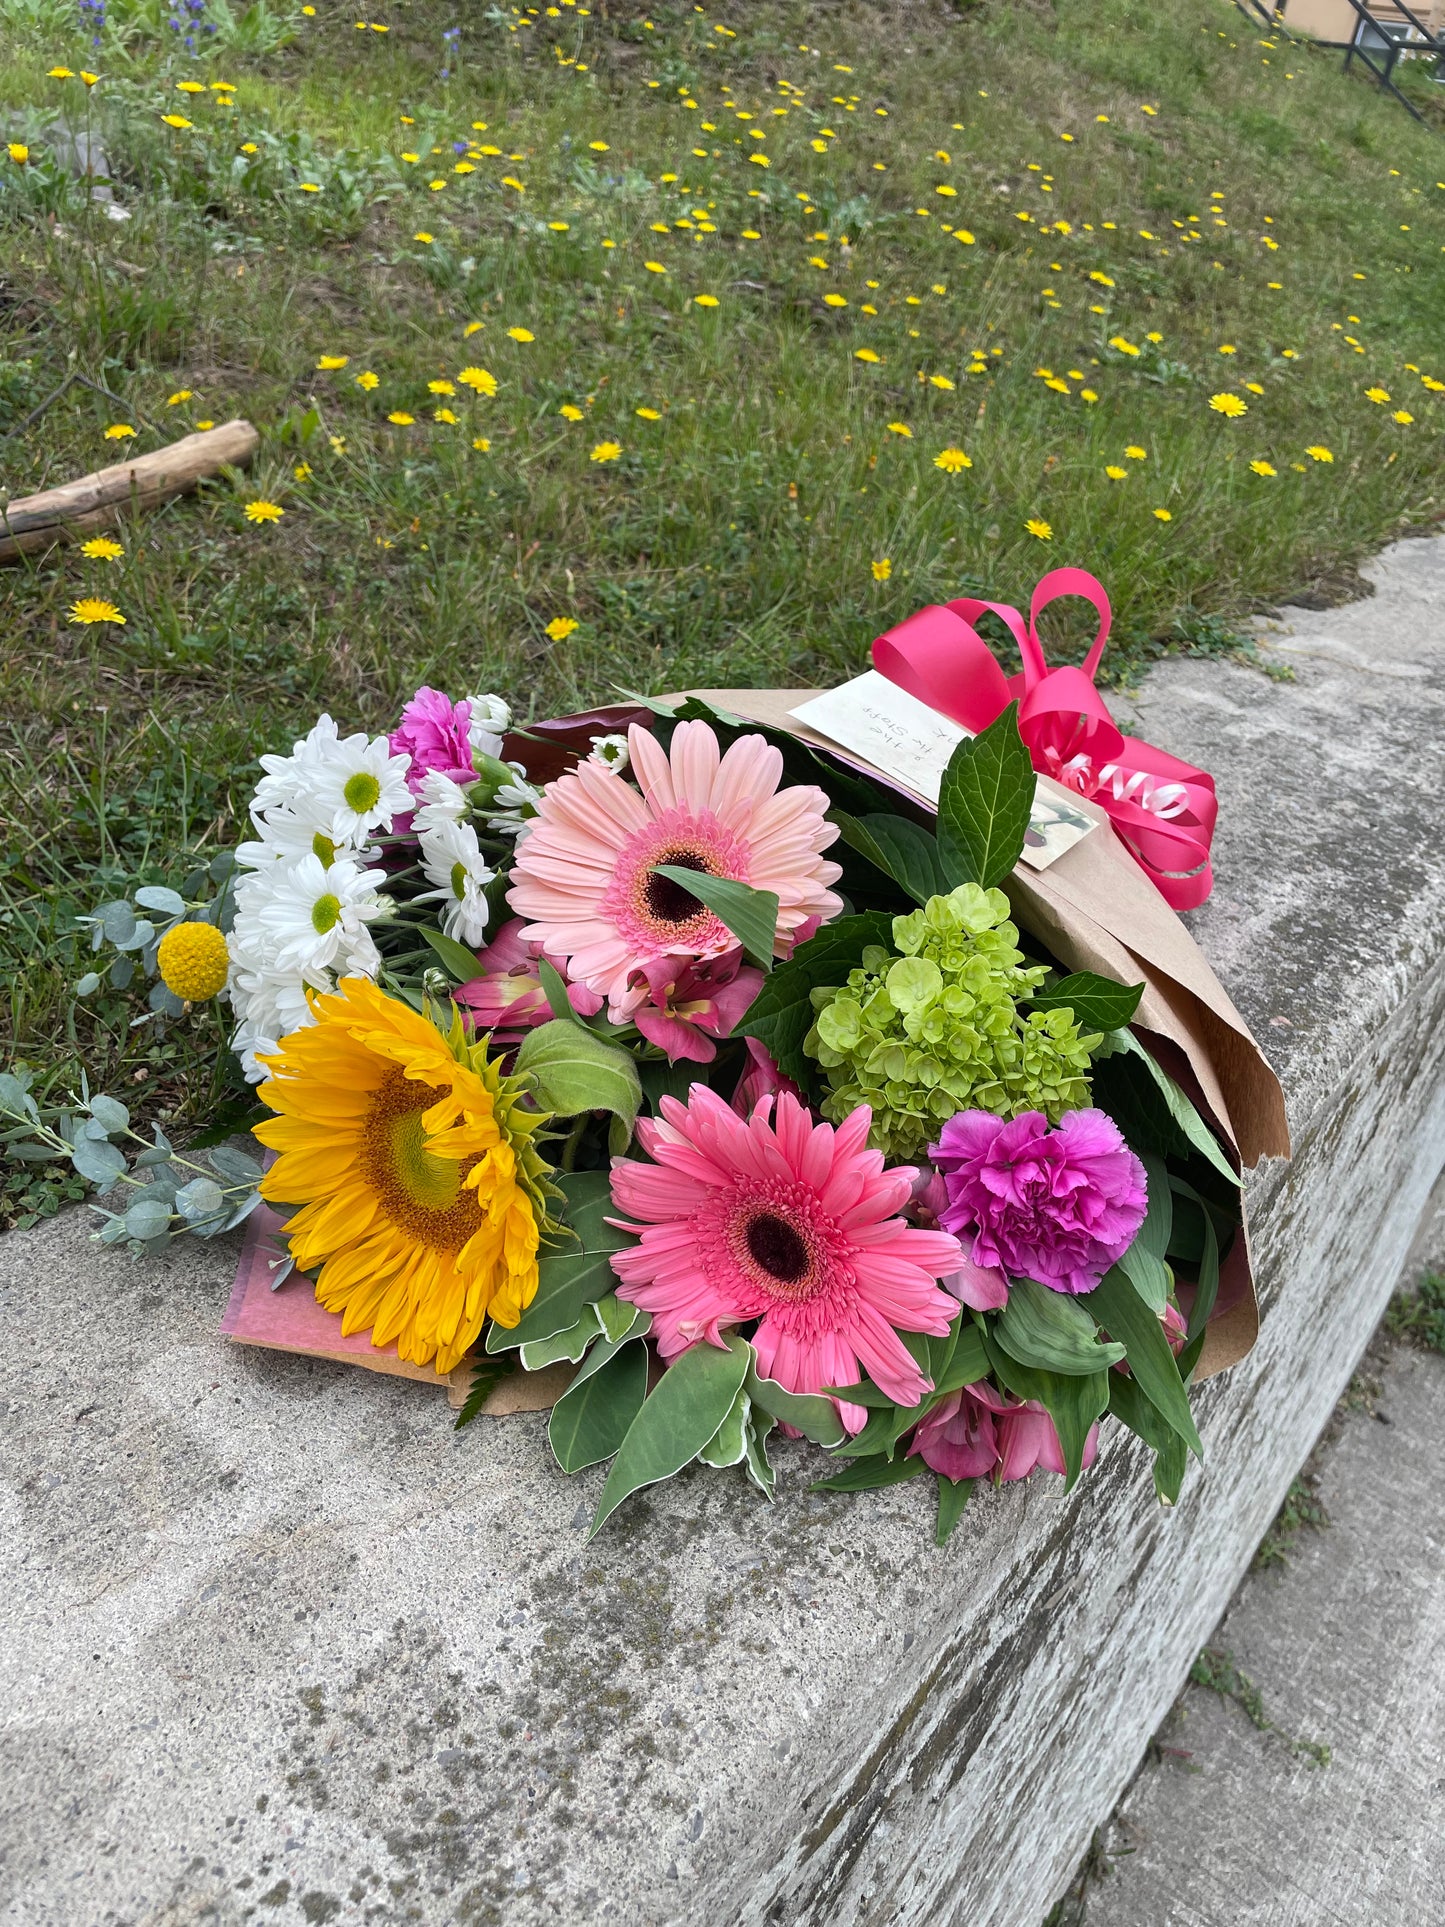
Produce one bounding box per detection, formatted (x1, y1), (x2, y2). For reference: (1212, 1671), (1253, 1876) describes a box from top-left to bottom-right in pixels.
(0, 419), (260, 562)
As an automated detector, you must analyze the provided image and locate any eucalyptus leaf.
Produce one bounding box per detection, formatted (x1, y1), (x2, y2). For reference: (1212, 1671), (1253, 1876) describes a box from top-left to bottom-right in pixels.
(1028, 971), (1145, 1032)
(590, 1333), (752, 1536)
(124, 1194), (175, 1241)
(811, 1453), (930, 1494)
(828, 812), (949, 906)
(935, 700), (1036, 889)
(99, 900), (136, 946)
(697, 1387), (751, 1468)
(135, 885), (187, 918)
(119, 918), (156, 955)
(651, 867), (779, 972)
(175, 1176), (225, 1222)
(514, 1018), (641, 1137)
(0, 1073), (38, 1122)
(1082, 1266), (1202, 1458)
(87, 1094), (130, 1135)
(995, 1275), (1127, 1375)
(208, 1144), (264, 1185)
(548, 1337), (649, 1472)
(935, 1475), (974, 1546)
(108, 955), (134, 991)
(75, 971), (102, 998)
(5, 1140), (65, 1161)
(736, 911), (894, 1085)
(148, 983), (186, 1018)
(70, 1137), (128, 1192)
(745, 1362), (848, 1447)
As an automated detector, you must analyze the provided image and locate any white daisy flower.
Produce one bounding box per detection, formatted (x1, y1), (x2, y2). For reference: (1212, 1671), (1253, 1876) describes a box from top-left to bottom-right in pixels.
(235, 854), (386, 978)
(295, 731), (414, 843)
(416, 817), (494, 947)
(235, 801), (373, 871)
(485, 769), (543, 842)
(251, 714), (345, 817)
(411, 769), (470, 838)
(588, 732), (630, 776)
(467, 692), (511, 762)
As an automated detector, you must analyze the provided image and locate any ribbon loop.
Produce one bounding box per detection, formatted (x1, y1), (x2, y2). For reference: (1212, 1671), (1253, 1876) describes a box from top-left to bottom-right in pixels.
(873, 569), (1217, 910)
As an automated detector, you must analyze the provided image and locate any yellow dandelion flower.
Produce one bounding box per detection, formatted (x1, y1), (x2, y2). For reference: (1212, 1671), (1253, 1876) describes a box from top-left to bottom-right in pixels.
(387, 412), (415, 426)
(823, 293), (848, 308)
(929, 374), (955, 390)
(299, 182), (322, 194)
(161, 113), (192, 129)
(507, 327), (535, 342)
(1209, 393), (1248, 418)
(317, 355), (349, 371)
(176, 80), (207, 94)
(1152, 508), (1173, 522)
(294, 462), (312, 481)
(104, 424), (136, 440)
(1025, 518), (1053, 541)
(80, 536), (124, 561)
(1080, 388), (1099, 403)
(1218, 344), (1236, 355)
(1393, 410), (1414, 425)
(886, 422), (913, 438)
(1104, 465), (1128, 480)
(1306, 444), (1334, 462)
(749, 154), (770, 167)
(1249, 460), (1277, 477)
(1125, 445), (1147, 460)
(934, 447), (971, 473)
(1108, 336), (1141, 356)
(1244, 382), (1265, 395)
(694, 294), (719, 307)
(458, 367), (497, 395)
(463, 321), (484, 338)
(1089, 270), (1115, 287)
(635, 407), (661, 421)
(48, 66), (76, 79)
(68, 597), (125, 626)
(872, 558), (892, 581)
(1365, 388), (1390, 404)
(590, 441), (622, 463)
(244, 499), (284, 523)
(546, 616), (579, 641)
(156, 922), (230, 1003)
(355, 371), (380, 390)
(7, 143), (29, 165)
(433, 408), (458, 425)
(855, 349), (881, 364)
(560, 404), (584, 421)
(590, 141), (609, 152)
(413, 232), (434, 244)
(644, 261), (667, 275)
(255, 981), (558, 1372)
(428, 379), (456, 396)
(472, 437), (491, 452)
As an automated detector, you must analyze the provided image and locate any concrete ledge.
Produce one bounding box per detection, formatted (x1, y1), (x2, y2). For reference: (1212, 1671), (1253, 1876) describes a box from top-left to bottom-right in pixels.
(3, 537), (1444, 1926)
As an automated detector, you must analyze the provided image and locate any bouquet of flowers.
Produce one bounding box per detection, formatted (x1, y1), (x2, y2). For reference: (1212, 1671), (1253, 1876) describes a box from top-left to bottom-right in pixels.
(29, 660), (1266, 1548)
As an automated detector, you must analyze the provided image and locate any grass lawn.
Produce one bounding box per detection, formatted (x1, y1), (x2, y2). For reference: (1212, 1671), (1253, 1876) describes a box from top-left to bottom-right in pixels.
(2, 0), (1443, 1217)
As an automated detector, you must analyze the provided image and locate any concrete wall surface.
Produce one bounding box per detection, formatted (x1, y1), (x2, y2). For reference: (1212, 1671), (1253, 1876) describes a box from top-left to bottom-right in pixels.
(2, 537), (1444, 1927)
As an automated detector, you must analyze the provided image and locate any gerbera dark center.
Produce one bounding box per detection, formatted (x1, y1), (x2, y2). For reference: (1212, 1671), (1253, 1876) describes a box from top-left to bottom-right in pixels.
(644, 850), (710, 926)
(746, 1213), (810, 1285)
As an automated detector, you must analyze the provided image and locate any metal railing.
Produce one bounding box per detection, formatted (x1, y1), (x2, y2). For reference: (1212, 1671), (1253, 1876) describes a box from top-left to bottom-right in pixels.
(1340, 0), (1443, 122)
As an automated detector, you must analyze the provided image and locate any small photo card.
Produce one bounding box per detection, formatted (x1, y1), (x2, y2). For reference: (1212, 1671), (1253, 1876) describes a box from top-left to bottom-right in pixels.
(791, 672), (1095, 871)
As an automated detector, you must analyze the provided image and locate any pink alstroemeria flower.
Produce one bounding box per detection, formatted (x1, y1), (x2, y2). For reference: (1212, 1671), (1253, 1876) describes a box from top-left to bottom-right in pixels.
(612, 949), (764, 1065)
(730, 1038), (804, 1117)
(454, 919), (601, 1043)
(908, 1381), (1099, 1485)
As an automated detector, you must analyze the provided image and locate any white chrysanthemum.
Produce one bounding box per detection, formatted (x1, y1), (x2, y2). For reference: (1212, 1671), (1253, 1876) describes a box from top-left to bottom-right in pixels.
(411, 769), (470, 838)
(226, 889), (381, 1082)
(486, 770), (543, 842)
(234, 853), (386, 978)
(235, 800), (373, 872)
(467, 692), (511, 761)
(589, 733), (630, 775)
(253, 715), (412, 843)
(416, 817), (494, 946)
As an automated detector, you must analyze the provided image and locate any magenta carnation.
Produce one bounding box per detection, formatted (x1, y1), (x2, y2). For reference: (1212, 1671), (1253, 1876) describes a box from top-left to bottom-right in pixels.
(930, 1108), (1148, 1297)
(608, 1087), (963, 1430)
(390, 686), (476, 795)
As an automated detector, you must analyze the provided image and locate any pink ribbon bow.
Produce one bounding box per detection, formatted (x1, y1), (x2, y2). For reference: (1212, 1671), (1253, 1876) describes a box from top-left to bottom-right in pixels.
(872, 566), (1217, 910)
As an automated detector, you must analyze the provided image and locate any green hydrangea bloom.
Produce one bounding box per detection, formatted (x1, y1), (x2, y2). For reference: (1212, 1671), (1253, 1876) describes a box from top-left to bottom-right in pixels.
(803, 884), (1100, 1160)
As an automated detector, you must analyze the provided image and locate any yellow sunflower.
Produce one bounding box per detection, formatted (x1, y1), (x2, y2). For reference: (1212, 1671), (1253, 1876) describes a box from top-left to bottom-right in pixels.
(255, 979), (557, 1373)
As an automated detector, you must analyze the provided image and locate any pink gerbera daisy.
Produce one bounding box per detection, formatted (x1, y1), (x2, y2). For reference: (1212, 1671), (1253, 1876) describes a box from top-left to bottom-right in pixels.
(506, 721), (843, 1008)
(608, 1087), (964, 1430)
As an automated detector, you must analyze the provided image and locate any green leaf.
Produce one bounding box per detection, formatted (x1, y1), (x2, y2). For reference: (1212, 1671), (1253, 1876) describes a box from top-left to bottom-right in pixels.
(548, 1338), (649, 1472)
(651, 867), (780, 972)
(453, 1354), (514, 1430)
(995, 1276), (1127, 1376)
(697, 1387), (750, 1468)
(518, 1302), (603, 1370)
(537, 958), (575, 1021)
(488, 1171), (634, 1353)
(418, 926), (483, 983)
(932, 1323), (990, 1398)
(1107, 1368), (1190, 1504)
(735, 911), (895, 1085)
(835, 1404), (907, 1458)
(983, 1331), (1110, 1491)
(935, 700), (1036, 889)
(514, 1018), (641, 1139)
(70, 1137), (128, 1192)
(1107, 1030), (1238, 1185)
(595, 1292), (647, 1344)
(811, 1453), (930, 1494)
(935, 1476), (974, 1546)
(1028, 972), (1145, 1032)
(123, 1195), (173, 1241)
(828, 812), (949, 906)
(1138, 1153), (1173, 1259)
(1118, 1238), (1170, 1316)
(87, 1093), (130, 1135)
(1171, 1177), (1222, 1339)
(744, 1362), (849, 1447)
(590, 1334), (752, 1536)
(135, 885), (187, 918)
(1083, 1266), (1203, 1458)
(743, 1408), (776, 1500)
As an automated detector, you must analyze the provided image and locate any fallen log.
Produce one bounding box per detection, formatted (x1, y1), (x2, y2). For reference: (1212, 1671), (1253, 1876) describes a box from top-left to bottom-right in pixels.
(0, 419), (260, 562)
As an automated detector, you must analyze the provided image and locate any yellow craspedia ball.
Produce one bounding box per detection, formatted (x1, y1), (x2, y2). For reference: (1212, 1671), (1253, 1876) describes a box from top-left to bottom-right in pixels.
(156, 921), (230, 1002)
